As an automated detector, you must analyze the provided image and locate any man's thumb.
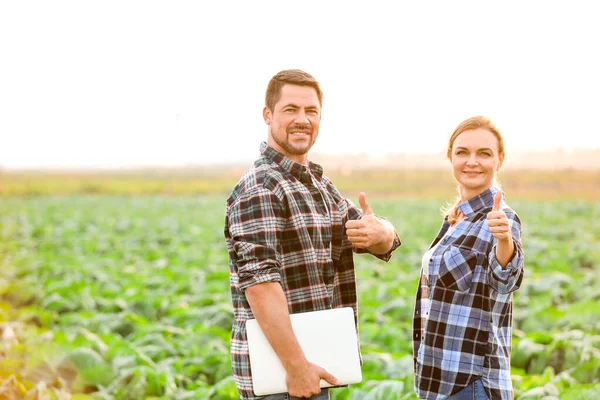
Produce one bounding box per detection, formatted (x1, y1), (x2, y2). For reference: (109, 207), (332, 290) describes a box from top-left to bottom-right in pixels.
(493, 190), (502, 212)
(359, 192), (373, 215)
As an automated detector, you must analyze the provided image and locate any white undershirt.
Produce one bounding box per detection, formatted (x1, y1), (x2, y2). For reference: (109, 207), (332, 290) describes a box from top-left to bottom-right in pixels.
(420, 226), (453, 319)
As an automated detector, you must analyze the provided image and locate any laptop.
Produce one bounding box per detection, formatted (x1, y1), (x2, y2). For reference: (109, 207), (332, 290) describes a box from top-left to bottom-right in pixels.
(246, 307), (362, 396)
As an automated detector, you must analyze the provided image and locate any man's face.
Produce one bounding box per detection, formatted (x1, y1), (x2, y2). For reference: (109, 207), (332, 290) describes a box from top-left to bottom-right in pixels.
(264, 84), (321, 164)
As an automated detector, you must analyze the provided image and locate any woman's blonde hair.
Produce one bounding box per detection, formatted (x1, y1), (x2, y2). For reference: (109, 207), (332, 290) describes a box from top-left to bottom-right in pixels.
(442, 116), (505, 225)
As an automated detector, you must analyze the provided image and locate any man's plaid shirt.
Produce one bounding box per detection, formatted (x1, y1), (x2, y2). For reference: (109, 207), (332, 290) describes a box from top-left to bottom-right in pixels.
(225, 142), (400, 399)
(413, 186), (524, 400)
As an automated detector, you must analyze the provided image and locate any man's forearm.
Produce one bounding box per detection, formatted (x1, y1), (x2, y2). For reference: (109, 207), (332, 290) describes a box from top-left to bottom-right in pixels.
(245, 282), (307, 371)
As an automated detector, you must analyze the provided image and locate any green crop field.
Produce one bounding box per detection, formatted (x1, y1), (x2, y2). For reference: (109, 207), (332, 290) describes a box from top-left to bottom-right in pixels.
(1, 170), (599, 399)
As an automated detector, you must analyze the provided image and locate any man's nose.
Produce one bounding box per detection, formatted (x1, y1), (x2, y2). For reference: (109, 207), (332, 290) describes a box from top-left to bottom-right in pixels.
(294, 110), (310, 124)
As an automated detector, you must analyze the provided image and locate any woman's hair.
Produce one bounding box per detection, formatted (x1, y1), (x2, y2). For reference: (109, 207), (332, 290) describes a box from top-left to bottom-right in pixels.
(265, 69), (323, 112)
(442, 116), (505, 225)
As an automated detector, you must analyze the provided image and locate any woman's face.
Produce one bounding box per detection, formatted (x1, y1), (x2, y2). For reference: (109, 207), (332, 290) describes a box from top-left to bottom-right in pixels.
(450, 128), (503, 200)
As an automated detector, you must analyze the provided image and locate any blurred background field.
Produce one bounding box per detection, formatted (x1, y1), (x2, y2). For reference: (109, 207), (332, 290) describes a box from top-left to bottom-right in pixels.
(4, 1), (600, 398)
(1, 168), (599, 399)
(2, 167), (599, 199)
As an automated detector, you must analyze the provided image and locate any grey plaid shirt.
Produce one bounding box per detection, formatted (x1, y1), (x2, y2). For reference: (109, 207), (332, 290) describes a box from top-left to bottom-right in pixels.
(225, 142), (401, 399)
(413, 186), (524, 400)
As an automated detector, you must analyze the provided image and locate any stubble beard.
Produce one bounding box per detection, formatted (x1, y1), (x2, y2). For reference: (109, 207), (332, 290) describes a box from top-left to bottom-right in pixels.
(271, 125), (315, 156)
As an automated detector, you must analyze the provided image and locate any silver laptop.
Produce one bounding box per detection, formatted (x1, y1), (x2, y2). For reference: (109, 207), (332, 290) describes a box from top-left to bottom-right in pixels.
(246, 307), (362, 396)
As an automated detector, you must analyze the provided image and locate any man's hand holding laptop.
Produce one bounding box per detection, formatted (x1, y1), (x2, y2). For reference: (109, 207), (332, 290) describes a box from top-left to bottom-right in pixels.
(246, 282), (340, 398)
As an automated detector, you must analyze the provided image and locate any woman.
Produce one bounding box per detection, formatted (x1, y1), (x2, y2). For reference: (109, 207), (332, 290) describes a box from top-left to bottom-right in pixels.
(413, 116), (525, 400)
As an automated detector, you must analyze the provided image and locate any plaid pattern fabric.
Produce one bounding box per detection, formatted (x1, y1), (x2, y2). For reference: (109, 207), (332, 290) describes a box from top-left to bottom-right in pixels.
(413, 186), (524, 400)
(225, 142), (401, 399)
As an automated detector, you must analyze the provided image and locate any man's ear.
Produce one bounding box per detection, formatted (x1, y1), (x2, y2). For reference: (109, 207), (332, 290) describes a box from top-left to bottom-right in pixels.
(263, 106), (272, 125)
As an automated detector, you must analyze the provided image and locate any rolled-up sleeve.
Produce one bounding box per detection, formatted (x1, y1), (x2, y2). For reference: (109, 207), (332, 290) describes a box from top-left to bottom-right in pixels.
(227, 188), (286, 291)
(487, 212), (525, 294)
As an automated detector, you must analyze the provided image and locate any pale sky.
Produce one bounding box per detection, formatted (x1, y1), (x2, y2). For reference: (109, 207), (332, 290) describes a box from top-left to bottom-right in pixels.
(1, 1), (599, 168)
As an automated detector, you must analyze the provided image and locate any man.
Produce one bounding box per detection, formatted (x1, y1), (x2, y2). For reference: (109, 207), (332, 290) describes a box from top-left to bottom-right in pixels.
(224, 69), (401, 400)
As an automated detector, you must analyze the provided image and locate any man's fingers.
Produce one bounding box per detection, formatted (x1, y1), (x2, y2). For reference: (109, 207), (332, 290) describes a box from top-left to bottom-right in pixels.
(493, 190), (503, 212)
(347, 236), (368, 245)
(346, 229), (366, 238)
(345, 220), (364, 230)
(359, 192), (373, 215)
(347, 235), (370, 248)
(319, 368), (340, 386)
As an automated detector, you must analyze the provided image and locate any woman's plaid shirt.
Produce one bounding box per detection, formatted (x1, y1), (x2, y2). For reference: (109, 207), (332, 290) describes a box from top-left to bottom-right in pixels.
(413, 186), (524, 400)
(225, 143), (400, 399)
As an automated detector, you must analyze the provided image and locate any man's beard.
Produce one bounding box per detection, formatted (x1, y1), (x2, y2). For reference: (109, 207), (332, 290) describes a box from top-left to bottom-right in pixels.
(272, 124), (315, 156)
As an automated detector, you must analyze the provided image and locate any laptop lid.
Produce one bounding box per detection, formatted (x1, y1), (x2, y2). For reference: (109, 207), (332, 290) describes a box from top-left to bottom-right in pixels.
(246, 307), (362, 396)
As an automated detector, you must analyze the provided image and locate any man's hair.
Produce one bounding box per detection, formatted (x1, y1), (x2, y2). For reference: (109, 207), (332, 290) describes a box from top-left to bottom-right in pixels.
(265, 69), (323, 112)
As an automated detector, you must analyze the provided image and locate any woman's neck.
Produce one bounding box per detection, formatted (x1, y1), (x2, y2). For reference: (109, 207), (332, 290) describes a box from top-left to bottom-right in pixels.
(458, 184), (493, 203)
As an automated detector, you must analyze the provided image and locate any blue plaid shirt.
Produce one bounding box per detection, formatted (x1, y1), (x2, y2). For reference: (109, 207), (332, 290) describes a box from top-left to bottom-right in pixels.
(412, 186), (525, 400)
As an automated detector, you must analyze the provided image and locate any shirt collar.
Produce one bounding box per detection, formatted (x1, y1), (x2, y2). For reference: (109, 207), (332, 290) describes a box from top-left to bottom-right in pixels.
(456, 185), (501, 217)
(260, 142), (324, 183)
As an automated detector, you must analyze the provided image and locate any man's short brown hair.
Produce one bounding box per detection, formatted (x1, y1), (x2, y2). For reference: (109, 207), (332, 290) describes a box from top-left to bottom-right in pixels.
(265, 69), (323, 112)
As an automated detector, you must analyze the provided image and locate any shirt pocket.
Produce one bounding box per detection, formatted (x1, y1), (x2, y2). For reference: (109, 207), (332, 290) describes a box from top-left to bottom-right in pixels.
(438, 245), (483, 292)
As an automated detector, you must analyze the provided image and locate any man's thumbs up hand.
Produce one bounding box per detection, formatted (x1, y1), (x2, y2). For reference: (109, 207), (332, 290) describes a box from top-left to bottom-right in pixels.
(345, 192), (386, 249)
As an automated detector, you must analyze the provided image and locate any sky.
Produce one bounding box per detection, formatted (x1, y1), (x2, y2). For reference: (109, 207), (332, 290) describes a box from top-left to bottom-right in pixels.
(1, 1), (599, 168)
